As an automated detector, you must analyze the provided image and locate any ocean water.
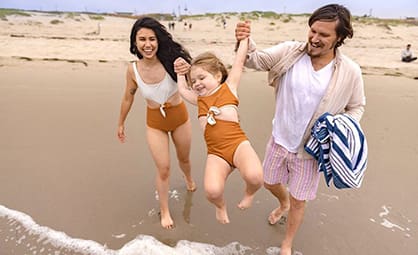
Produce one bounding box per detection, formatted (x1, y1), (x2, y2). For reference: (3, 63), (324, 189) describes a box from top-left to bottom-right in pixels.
(0, 205), (297, 255)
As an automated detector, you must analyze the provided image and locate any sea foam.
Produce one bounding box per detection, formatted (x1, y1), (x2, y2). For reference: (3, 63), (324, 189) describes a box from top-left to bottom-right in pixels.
(0, 204), (259, 255)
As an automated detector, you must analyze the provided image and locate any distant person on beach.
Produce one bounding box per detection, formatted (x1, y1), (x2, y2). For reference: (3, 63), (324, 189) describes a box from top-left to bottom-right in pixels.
(235, 4), (366, 255)
(401, 44), (417, 62)
(117, 17), (196, 229)
(173, 36), (263, 224)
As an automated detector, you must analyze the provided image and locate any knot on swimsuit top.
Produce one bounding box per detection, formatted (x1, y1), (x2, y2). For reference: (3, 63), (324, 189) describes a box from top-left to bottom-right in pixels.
(206, 106), (221, 125)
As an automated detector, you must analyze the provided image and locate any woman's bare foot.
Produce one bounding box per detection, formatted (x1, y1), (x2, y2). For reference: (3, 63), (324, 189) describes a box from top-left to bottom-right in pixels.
(184, 177), (197, 192)
(160, 211), (174, 229)
(268, 206), (289, 225)
(237, 193), (255, 210)
(279, 242), (292, 255)
(216, 206), (230, 224)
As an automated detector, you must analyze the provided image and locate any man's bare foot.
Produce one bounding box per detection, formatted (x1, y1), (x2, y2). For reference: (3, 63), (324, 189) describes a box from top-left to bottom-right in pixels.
(237, 193), (255, 210)
(268, 206), (289, 225)
(160, 212), (174, 229)
(216, 206), (230, 224)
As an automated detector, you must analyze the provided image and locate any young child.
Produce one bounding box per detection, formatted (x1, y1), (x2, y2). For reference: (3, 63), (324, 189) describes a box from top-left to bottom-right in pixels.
(174, 37), (263, 224)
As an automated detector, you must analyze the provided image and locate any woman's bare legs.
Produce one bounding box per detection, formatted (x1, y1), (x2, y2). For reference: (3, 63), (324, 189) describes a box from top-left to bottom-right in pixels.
(146, 127), (173, 229)
(171, 119), (196, 191)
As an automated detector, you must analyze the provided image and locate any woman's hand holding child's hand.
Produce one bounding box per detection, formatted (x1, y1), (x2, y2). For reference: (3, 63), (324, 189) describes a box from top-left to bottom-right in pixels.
(174, 57), (190, 75)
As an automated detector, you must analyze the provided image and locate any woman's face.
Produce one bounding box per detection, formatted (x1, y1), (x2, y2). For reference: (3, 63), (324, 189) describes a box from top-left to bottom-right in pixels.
(135, 28), (158, 59)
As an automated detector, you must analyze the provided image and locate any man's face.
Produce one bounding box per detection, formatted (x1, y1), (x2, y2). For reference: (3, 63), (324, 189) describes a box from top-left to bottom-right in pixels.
(307, 20), (340, 59)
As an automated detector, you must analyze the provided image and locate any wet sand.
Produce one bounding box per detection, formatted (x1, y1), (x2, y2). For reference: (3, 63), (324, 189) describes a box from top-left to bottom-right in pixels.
(1, 59), (417, 254)
(1, 10), (418, 255)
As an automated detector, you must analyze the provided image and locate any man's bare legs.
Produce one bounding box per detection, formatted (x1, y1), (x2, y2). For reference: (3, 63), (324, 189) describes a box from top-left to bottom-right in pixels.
(264, 183), (290, 225)
(265, 183), (305, 255)
(280, 196), (305, 255)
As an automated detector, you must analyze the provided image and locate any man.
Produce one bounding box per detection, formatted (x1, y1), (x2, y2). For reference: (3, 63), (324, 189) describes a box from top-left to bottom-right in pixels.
(235, 4), (366, 255)
(401, 44), (417, 62)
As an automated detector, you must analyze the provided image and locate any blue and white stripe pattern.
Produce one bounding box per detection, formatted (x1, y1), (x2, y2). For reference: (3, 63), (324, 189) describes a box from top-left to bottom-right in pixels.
(304, 112), (368, 189)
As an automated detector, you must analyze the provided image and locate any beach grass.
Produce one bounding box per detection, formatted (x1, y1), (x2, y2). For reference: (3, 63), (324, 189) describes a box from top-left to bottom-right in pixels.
(88, 14), (105, 20)
(0, 8), (31, 20)
(1, 7), (416, 26)
(355, 16), (418, 26)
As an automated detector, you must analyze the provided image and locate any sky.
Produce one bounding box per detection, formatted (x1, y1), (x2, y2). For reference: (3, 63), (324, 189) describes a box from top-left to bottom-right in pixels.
(0, 0), (417, 19)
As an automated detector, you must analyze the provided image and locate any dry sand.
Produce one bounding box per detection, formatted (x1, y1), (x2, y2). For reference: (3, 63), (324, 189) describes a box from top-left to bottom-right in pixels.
(0, 11), (417, 255)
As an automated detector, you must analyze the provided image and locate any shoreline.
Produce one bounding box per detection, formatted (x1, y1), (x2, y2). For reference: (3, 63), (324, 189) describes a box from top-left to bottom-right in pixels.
(2, 56), (417, 81)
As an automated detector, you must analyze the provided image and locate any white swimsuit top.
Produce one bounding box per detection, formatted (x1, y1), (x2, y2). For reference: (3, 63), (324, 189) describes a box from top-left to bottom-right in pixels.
(132, 62), (178, 104)
(132, 62), (178, 117)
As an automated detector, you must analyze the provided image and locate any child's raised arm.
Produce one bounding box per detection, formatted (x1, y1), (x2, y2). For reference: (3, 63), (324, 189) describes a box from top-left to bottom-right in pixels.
(226, 23), (249, 90)
(174, 57), (198, 105)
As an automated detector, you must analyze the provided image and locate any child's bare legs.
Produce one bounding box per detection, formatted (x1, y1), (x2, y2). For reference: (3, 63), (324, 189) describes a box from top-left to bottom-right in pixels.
(233, 141), (263, 209)
(147, 127), (174, 229)
(172, 120), (196, 191)
(204, 155), (233, 224)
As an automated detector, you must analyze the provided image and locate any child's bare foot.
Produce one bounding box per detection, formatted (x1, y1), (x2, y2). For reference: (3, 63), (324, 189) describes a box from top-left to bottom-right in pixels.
(160, 212), (174, 229)
(216, 206), (230, 224)
(268, 206), (289, 225)
(237, 193), (255, 210)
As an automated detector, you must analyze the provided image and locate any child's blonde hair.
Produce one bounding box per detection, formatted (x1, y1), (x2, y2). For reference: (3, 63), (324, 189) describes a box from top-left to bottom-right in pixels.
(191, 52), (228, 84)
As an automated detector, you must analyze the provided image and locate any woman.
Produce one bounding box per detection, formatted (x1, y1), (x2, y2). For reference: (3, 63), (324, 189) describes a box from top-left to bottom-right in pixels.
(117, 17), (196, 229)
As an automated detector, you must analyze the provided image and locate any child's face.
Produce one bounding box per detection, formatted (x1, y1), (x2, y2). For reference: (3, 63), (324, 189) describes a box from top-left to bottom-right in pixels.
(190, 66), (221, 96)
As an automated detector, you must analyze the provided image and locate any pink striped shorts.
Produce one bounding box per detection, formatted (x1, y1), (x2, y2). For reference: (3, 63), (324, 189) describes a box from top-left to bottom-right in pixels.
(263, 136), (320, 201)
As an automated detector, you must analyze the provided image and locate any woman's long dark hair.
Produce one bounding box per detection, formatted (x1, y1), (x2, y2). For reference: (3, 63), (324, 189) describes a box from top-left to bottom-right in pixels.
(129, 17), (192, 82)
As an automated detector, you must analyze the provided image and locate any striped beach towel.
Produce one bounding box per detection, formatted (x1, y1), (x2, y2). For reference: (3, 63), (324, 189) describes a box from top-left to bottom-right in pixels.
(304, 112), (368, 189)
